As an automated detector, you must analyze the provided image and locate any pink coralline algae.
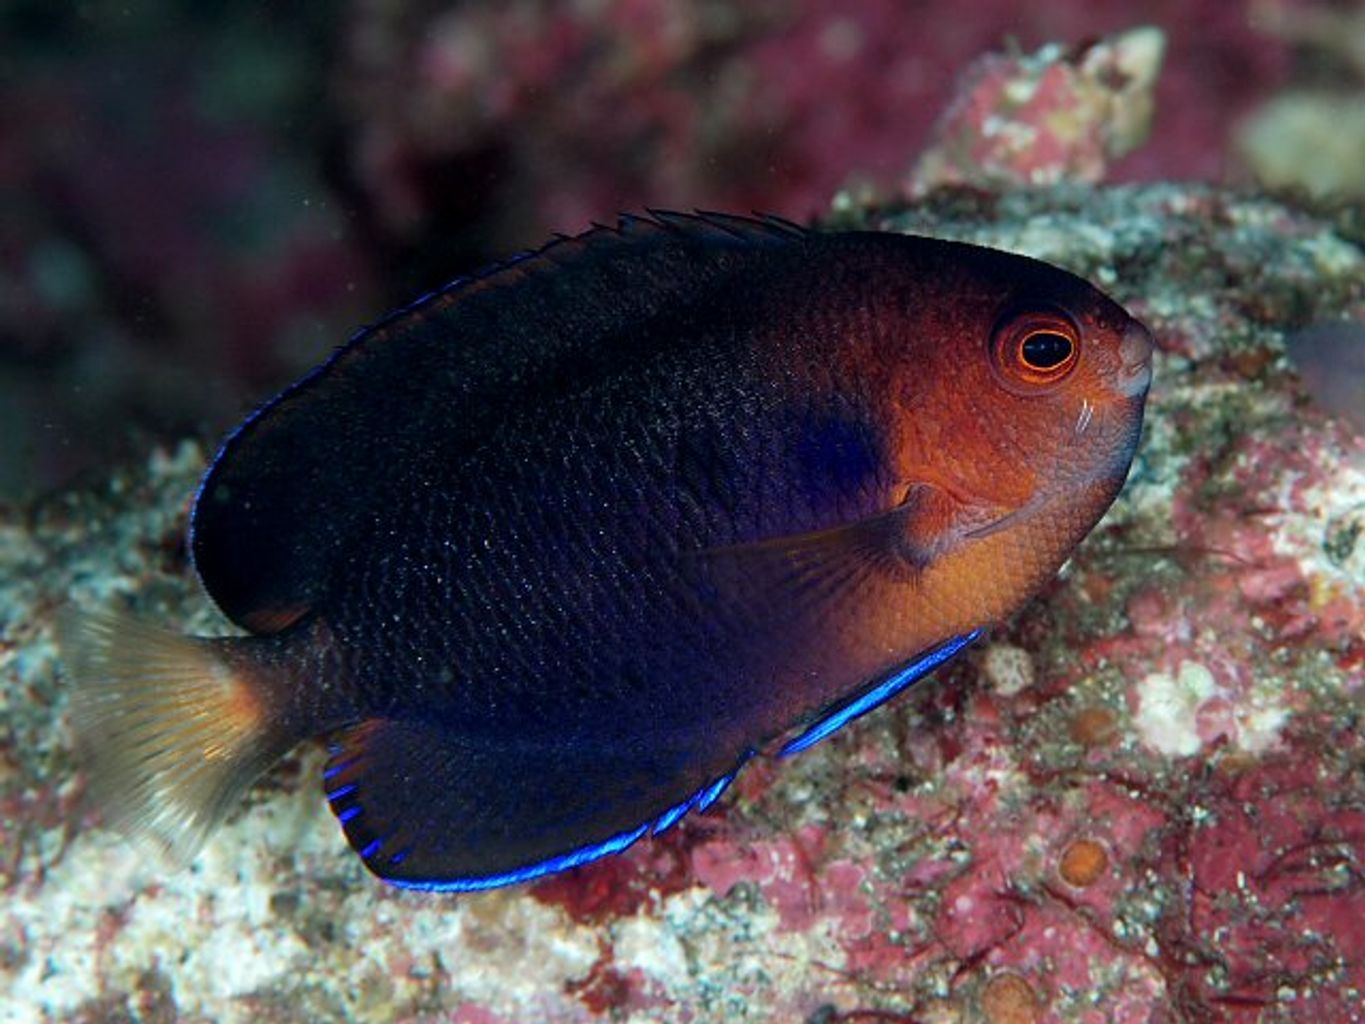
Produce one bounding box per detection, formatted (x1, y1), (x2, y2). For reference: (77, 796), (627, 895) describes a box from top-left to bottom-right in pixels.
(1166, 745), (1365, 1019)
(2, 185), (1362, 1022)
(907, 26), (1167, 196)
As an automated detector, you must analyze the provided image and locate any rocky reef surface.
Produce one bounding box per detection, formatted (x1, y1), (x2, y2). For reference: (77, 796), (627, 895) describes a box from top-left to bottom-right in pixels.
(2, 183), (1362, 1023)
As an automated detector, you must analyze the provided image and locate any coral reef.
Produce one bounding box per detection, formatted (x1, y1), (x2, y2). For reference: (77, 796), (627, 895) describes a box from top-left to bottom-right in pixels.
(907, 26), (1167, 196)
(3, 182), (1362, 1023)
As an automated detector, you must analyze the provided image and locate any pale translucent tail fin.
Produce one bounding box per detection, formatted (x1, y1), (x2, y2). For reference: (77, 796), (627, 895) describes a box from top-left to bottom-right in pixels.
(58, 608), (293, 867)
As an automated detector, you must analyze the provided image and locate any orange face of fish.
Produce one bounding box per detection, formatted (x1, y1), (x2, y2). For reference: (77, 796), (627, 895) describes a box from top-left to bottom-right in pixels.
(819, 244), (1154, 662)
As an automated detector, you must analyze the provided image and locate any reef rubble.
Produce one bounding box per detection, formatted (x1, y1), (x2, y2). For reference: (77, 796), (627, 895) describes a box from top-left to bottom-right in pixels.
(2, 183), (1362, 1023)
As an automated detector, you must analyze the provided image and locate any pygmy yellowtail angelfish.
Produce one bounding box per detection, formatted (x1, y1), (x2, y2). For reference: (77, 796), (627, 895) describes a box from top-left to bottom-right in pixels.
(62, 212), (1153, 890)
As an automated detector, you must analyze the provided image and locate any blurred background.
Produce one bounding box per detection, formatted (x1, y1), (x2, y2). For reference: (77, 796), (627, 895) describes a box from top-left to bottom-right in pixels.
(1, 0), (1362, 498)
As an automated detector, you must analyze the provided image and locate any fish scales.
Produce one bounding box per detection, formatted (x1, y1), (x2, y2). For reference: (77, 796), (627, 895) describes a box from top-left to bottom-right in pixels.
(61, 212), (1153, 890)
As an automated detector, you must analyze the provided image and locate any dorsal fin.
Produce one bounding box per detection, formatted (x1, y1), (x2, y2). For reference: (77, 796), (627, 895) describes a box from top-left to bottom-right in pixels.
(190, 212), (812, 633)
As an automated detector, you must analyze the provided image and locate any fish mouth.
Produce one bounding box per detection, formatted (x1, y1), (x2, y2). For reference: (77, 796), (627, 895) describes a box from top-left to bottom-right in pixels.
(1116, 320), (1155, 397)
(1118, 362), (1153, 397)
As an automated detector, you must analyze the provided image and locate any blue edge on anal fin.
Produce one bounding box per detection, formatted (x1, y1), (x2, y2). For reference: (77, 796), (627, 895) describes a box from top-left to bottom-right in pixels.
(341, 629), (979, 893)
(358, 760), (748, 894)
(778, 628), (983, 757)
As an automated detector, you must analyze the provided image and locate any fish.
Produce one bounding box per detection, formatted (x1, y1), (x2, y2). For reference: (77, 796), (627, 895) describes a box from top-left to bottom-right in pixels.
(1286, 320), (1365, 434)
(60, 211), (1154, 891)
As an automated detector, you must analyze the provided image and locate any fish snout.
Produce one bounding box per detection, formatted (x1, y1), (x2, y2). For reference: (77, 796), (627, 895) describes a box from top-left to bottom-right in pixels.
(1116, 320), (1154, 397)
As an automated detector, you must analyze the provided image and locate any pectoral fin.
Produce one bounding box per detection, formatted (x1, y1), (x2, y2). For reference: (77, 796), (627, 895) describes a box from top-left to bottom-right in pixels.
(689, 482), (986, 623)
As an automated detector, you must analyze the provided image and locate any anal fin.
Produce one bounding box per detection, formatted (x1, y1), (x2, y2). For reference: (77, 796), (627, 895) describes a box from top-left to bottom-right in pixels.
(323, 718), (748, 891)
(649, 763), (743, 837)
(779, 630), (982, 757)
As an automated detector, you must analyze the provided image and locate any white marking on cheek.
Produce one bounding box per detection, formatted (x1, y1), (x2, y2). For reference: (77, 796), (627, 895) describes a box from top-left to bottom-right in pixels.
(1073, 399), (1095, 439)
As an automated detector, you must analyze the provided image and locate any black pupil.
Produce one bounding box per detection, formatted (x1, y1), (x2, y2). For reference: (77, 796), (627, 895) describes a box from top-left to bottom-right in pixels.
(1021, 331), (1073, 369)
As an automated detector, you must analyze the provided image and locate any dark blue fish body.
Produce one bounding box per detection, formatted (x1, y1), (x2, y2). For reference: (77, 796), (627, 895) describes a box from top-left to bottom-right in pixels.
(63, 213), (1152, 889)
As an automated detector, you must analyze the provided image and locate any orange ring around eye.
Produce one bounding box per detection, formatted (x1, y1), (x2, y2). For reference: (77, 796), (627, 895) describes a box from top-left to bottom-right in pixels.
(992, 310), (1081, 388)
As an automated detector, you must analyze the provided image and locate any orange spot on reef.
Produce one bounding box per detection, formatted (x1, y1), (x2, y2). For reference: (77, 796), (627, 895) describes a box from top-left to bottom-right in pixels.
(1068, 705), (1118, 748)
(980, 972), (1043, 1024)
(1058, 837), (1108, 888)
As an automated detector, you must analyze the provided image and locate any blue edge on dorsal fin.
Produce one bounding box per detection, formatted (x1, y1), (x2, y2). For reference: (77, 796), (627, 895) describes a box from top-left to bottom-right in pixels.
(355, 628), (980, 892)
(190, 212), (805, 567)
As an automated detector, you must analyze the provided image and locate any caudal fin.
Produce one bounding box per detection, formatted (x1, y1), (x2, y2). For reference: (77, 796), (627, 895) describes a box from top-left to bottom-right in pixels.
(58, 607), (293, 866)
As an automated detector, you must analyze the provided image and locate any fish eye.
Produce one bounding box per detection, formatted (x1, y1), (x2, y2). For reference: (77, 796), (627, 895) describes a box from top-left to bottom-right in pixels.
(1021, 330), (1074, 370)
(992, 310), (1081, 388)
